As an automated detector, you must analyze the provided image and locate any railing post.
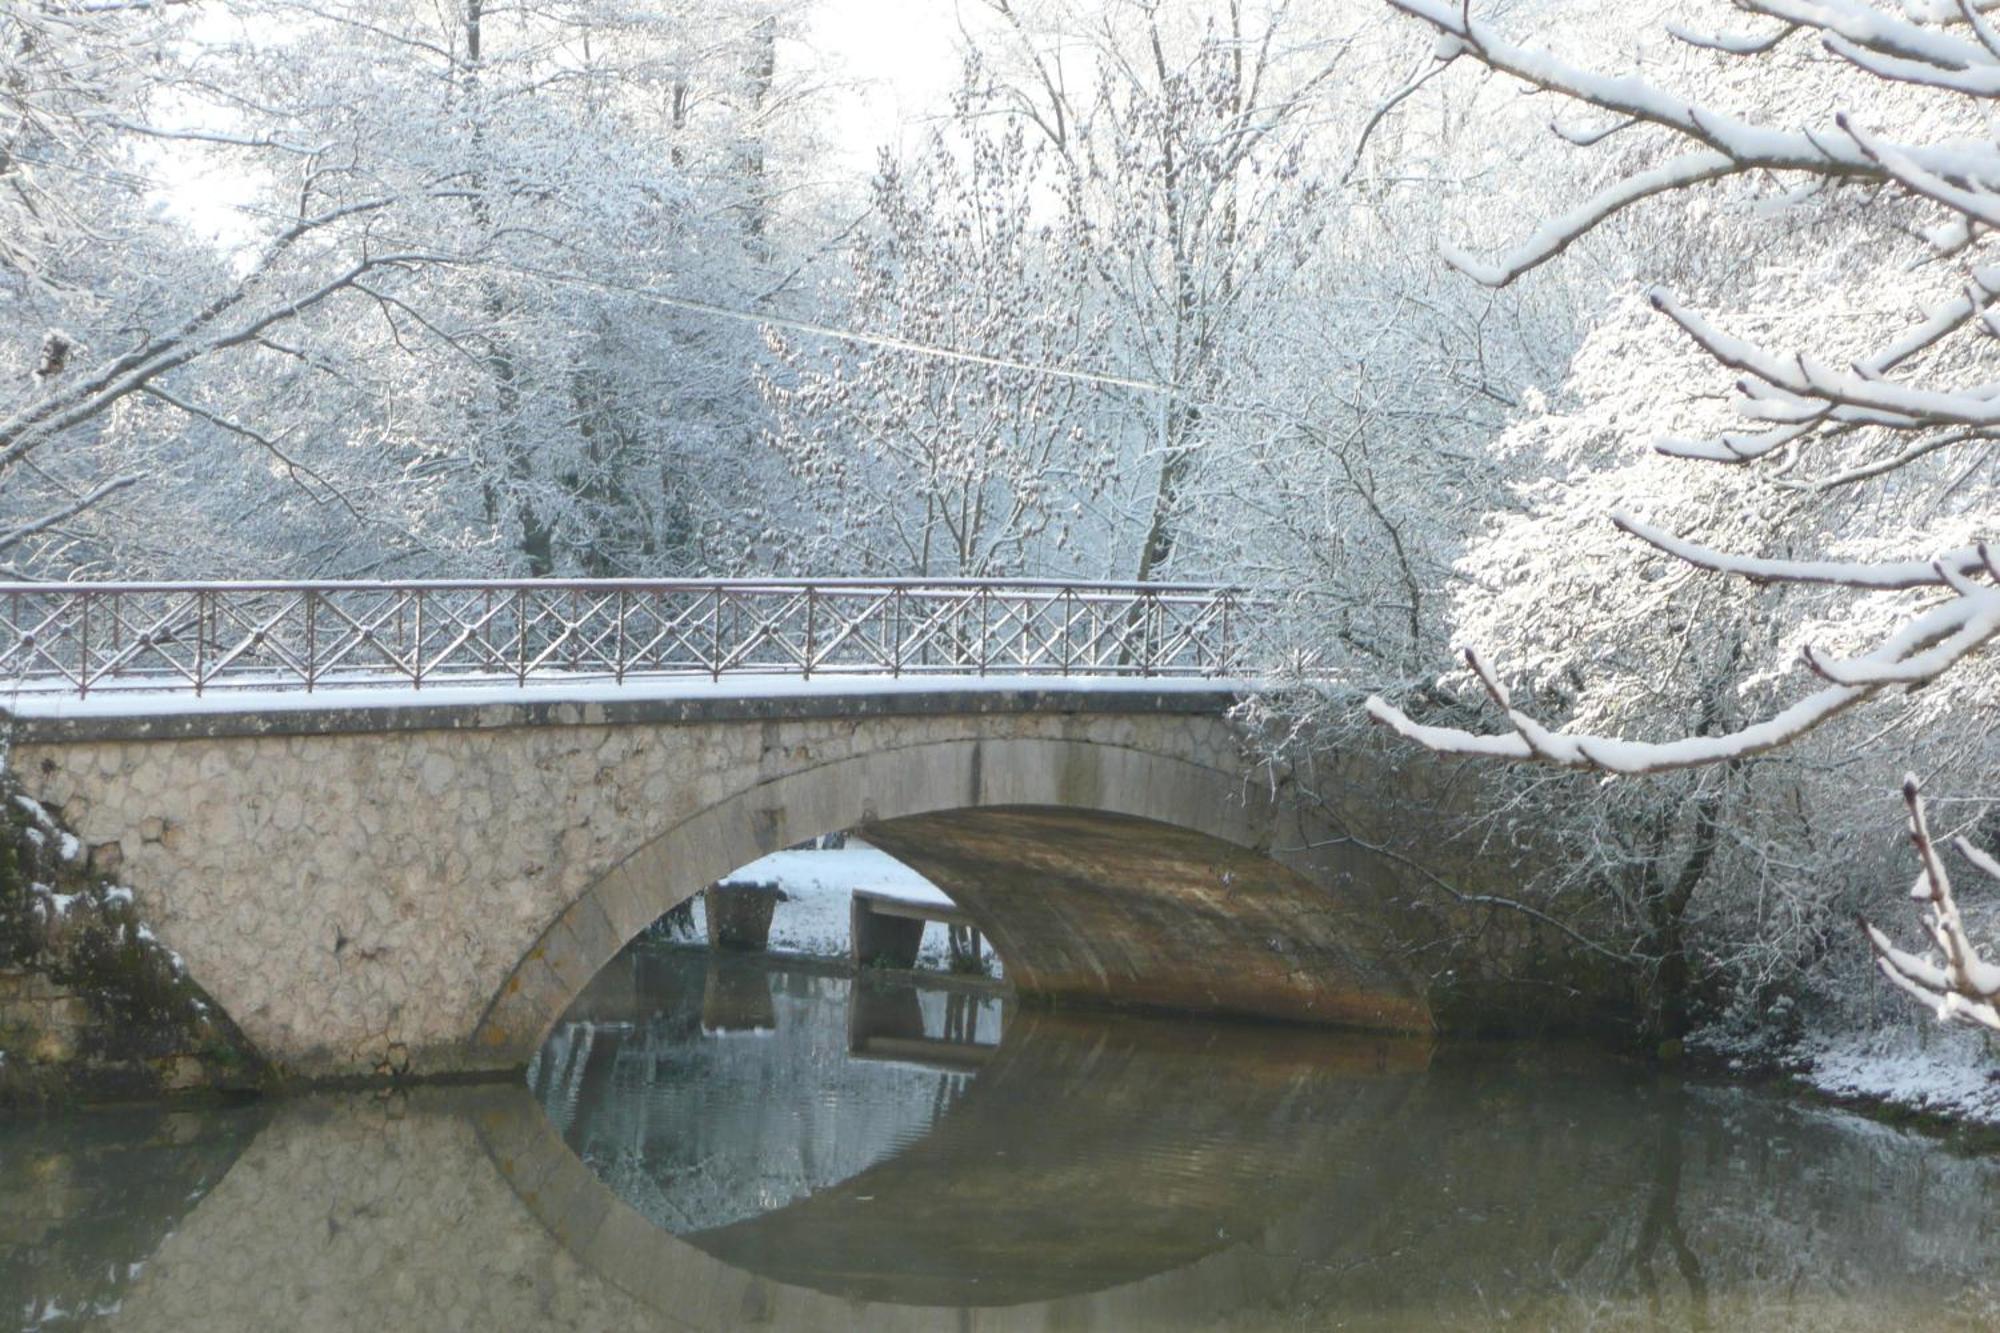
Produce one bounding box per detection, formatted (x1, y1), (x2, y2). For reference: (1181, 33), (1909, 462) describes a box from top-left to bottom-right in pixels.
(411, 587), (423, 690)
(976, 586), (989, 677)
(711, 587), (724, 681)
(516, 587), (529, 686)
(305, 589), (318, 692)
(1217, 590), (1232, 678)
(803, 585), (816, 680)
(1061, 587), (1074, 677)
(77, 591), (89, 700)
(1140, 589), (1156, 678)
(890, 587), (901, 677)
(193, 589), (207, 696)
(615, 589), (628, 684)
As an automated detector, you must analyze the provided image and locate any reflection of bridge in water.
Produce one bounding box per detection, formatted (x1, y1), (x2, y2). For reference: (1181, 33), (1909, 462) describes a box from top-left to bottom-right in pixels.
(56, 1018), (2000, 1331)
(678, 1009), (1428, 1308)
(505, 993), (1433, 1325)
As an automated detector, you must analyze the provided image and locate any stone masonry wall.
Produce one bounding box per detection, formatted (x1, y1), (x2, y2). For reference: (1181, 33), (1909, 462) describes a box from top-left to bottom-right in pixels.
(13, 703), (1271, 1079)
(0, 970), (90, 1064)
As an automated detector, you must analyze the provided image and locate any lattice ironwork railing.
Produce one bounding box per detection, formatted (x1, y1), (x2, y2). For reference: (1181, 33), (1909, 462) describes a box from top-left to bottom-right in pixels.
(0, 579), (1267, 699)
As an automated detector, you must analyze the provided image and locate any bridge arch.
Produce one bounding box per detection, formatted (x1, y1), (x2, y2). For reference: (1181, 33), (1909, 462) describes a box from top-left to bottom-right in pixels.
(474, 733), (1430, 1064)
(14, 692), (1439, 1078)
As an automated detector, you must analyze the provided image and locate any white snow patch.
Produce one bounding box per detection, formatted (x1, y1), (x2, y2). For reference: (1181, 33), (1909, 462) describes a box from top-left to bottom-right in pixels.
(32, 885), (76, 917)
(1803, 1027), (2000, 1125)
(719, 846), (950, 903)
(705, 843), (986, 971)
(102, 886), (134, 905)
(55, 831), (81, 864)
(0, 670), (1246, 721)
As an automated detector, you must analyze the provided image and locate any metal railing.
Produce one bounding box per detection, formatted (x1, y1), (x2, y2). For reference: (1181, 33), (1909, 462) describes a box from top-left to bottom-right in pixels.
(0, 578), (1262, 699)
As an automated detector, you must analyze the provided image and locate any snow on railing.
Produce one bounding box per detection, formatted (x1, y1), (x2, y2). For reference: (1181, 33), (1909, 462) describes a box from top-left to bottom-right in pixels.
(0, 578), (1266, 698)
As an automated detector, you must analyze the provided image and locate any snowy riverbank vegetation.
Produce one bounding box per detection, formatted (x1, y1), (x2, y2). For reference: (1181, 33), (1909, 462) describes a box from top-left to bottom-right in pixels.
(1, 1), (1993, 1108)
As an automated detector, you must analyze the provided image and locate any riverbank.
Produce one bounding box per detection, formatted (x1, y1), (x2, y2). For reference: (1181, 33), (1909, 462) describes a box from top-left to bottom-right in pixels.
(1687, 1017), (2000, 1144)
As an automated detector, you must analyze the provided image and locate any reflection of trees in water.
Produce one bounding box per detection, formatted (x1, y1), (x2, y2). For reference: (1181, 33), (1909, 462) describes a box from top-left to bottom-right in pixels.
(0, 1103), (262, 1328)
(682, 1009), (1429, 1307)
(1626, 1084), (1709, 1329)
(1257, 1052), (2000, 1329)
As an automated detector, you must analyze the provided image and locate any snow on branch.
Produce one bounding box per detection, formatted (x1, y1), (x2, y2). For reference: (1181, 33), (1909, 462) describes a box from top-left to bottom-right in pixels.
(1439, 154), (1747, 286)
(1610, 512), (1996, 590)
(1821, 34), (2000, 93)
(1741, 0), (2000, 71)
(1656, 273), (2000, 462)
(1399, 0), (2000, 295)
(1370, 3), (2000, 794)
(1863, 776), (2000, 1031)
(1364, 536), (1999, 774)
(1667, 20), (1798, 57)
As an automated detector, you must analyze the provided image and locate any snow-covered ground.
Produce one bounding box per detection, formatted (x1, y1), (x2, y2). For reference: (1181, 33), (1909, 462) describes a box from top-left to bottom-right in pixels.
(1796, 1026), (2000, 1126)
(701, 843), (995, 974)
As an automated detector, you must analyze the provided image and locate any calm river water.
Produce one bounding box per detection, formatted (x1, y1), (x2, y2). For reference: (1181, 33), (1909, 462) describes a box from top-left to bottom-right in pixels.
(5, 943), (2000, 1331)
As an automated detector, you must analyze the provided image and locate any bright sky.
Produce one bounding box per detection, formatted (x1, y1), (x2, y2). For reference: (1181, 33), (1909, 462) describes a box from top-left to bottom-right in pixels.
(158, 0), (965, 243)
(805, 0), (966, 170)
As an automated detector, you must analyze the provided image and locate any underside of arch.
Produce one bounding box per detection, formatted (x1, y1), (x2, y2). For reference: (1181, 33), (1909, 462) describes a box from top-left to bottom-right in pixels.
(865, 808), (1425, 1029)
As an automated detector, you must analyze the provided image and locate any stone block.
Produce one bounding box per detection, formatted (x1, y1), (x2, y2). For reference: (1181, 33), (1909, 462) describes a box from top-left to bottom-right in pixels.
(850, 897), (924, 969)
(706, 884), (780, 952)
(27, 1024), (76, 1063)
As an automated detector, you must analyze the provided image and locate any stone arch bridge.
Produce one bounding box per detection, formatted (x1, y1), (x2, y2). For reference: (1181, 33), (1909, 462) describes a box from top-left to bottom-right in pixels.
(0, 578), (1442, 1079)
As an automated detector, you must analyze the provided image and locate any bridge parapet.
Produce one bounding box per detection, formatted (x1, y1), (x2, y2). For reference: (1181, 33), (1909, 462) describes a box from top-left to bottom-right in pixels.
(0, 578), (1270, 702)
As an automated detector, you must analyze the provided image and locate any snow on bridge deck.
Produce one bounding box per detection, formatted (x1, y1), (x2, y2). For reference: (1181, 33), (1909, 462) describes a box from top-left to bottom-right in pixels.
(0, 671), (1253, 722)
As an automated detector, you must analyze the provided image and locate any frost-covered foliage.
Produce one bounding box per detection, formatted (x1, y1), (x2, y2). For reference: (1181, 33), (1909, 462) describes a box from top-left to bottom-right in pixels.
(0, 784), (261, 1103)
(2, 0), (815, 579)
(864, 0), (1365, 583)
(1353, 0), (2000, 1041)
(761, 104), (1118, 576)
(1368, 0), (1998, 771)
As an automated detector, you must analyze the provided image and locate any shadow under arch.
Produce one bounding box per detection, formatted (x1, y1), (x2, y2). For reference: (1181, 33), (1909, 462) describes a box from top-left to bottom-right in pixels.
(474, 735), (1432, 1065)
(480, 1011), (1433, 1324)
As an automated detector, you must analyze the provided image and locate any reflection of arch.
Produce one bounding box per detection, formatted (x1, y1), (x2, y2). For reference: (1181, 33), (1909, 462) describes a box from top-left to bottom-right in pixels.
(475, 737), (1432, 1063)
(479, 1013), (1432, 1325)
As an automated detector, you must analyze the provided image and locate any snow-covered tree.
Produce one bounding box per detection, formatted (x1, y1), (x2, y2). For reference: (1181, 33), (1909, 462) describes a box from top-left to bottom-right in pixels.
(1366, 0), (1997, 771)
(1359, 1), (1999, 1029)
(761, 104), (1118, 577)
(1, 0), (822, 579)
(969, 0), (1354, 583)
